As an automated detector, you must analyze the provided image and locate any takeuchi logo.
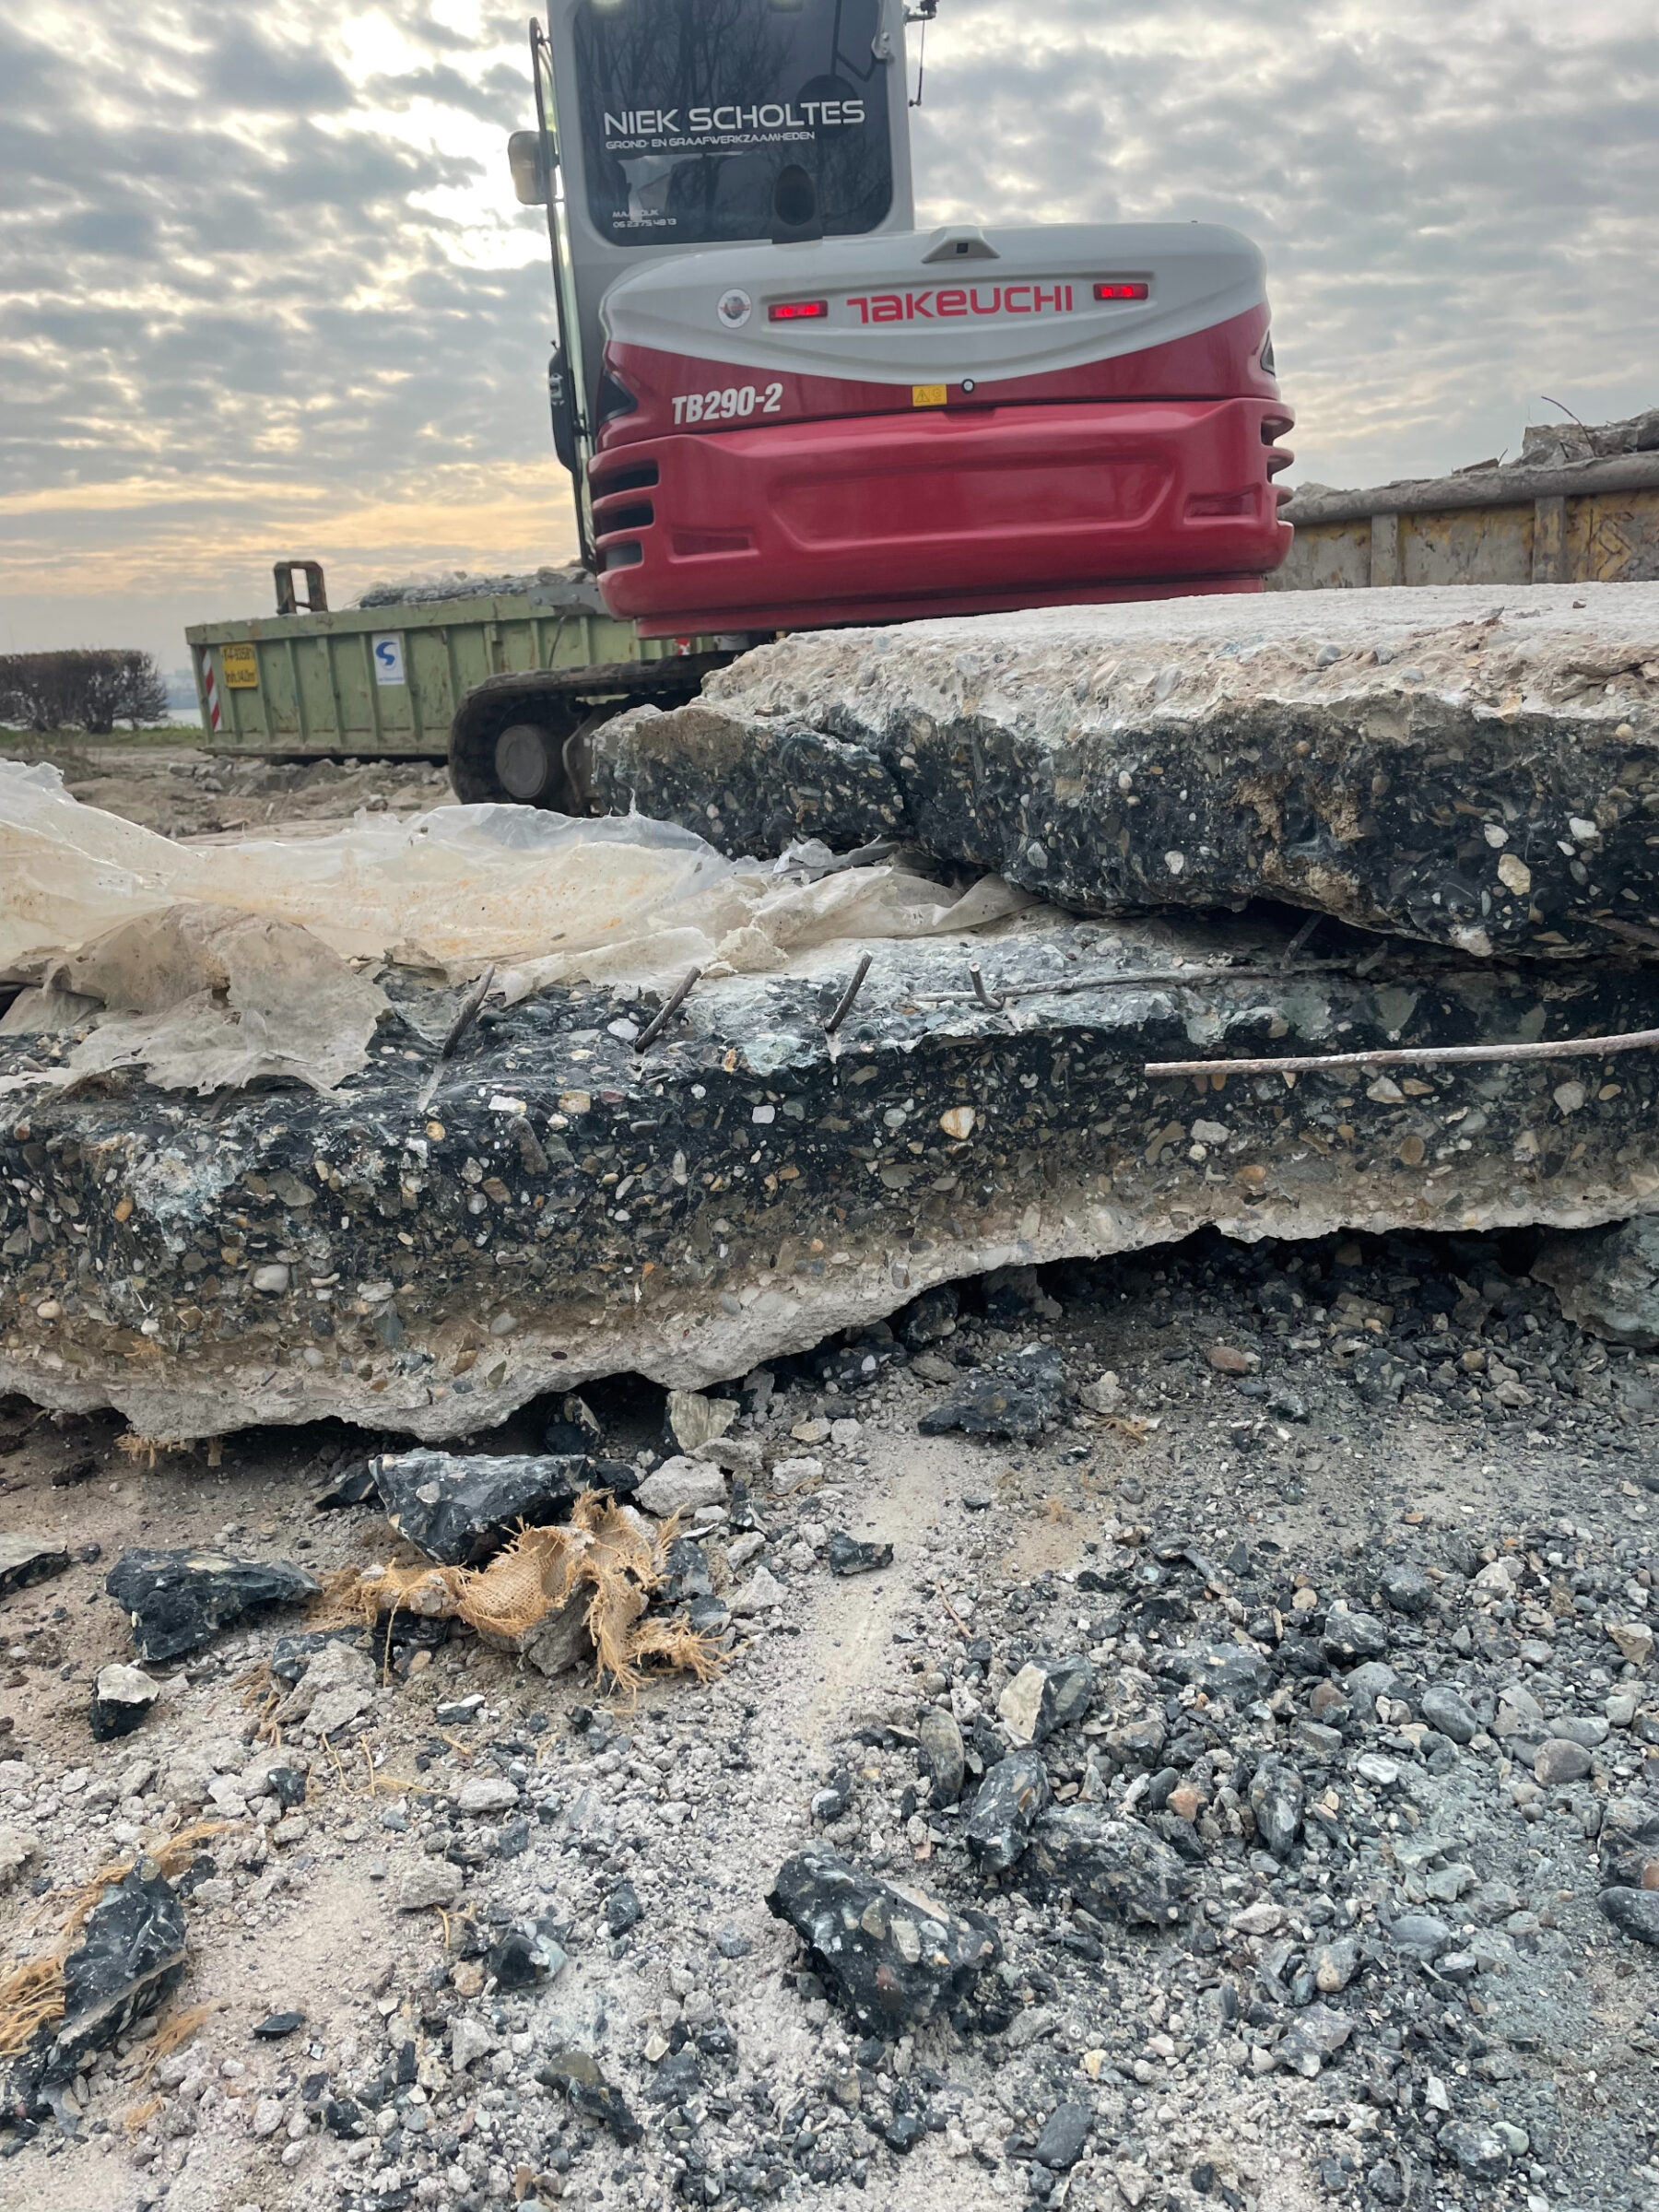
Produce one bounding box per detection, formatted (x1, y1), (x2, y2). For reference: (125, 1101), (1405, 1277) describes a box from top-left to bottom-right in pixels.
(846, 286), (1077, 323)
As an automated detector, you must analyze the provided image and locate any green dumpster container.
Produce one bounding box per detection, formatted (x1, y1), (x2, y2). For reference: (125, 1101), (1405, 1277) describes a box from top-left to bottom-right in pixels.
(183, 567), (704, 759)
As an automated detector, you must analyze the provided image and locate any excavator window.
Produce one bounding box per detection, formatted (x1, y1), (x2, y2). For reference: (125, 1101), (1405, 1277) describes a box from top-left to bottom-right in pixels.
(572, 0), (892, 247)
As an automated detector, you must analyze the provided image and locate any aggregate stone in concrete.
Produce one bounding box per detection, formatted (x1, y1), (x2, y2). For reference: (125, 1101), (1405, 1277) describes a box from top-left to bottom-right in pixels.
(587, 583), (1659, 959)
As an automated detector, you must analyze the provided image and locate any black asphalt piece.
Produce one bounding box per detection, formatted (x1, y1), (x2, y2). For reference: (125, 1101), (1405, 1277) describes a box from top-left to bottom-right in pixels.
(826, 1533), (893, 1577)
(253, 2012), (305, 2039)
(0, 1535), (68, 1600)
(605, 1880), (642, 1936)
(537, 2047), (643, 2145)
(88, 1664), (159, 1742)
(1023, 1806), (1192, 1927)
(312, 1463), (378, 1510)
(6, 1869), (186, 2116)
(1600, 1887), (1659, 1945)
(486, 1922), (564, 1989)
(266, 1766), (307, 1812)
(965, 1748), (1051, 1875)
(918, 1346), (1067, 1442)
(370, 1451), (588, 1567)
(1034, 2101), (1091, 2171)
(767, 1844), (1001, 2034)
(104, 1549), (323, 1665)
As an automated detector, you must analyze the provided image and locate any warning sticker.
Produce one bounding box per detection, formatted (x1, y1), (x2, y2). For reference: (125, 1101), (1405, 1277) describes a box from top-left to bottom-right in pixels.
(911, 384), (947, 408)
(221, 642), (258, 688)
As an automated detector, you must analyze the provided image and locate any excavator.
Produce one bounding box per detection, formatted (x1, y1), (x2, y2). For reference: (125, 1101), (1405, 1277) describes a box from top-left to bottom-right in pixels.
(448, 0), (1294, 807)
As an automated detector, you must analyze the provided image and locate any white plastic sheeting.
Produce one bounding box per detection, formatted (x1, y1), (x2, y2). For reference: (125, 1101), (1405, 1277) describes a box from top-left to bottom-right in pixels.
(0, 761), (1034, 1092)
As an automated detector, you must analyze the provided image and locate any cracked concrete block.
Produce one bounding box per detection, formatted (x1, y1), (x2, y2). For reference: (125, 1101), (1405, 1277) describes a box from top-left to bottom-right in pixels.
(6, 904), (1659, 1442)
(586, 583), (1659, 960)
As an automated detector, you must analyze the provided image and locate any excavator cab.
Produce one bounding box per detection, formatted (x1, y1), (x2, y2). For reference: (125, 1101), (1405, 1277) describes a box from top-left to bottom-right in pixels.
(515, 0), (1293, 635)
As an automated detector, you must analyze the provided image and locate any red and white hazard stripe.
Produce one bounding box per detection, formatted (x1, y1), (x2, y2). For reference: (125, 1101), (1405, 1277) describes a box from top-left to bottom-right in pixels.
(200, 649), (222, 733)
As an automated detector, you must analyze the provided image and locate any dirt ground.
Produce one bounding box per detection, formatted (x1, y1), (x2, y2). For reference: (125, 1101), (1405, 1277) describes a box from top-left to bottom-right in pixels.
(0, 735), (452, 838)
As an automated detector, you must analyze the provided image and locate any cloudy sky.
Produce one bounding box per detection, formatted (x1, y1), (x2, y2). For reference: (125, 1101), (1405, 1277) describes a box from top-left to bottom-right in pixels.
(3, 0), (1656, 669)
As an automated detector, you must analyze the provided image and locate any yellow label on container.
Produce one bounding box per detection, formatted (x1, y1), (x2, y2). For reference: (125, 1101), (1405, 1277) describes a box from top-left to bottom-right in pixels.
(220, 643), (258, 688)
(911, 384), (948, 407)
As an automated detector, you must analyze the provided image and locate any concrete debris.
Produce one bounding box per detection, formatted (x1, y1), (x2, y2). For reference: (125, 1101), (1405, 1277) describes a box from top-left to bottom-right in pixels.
(6, 1867), (187, 2120)
(664, 1387), (740, 1454)
(587, 583), (1659, 960)
(370, 1448), (592, 1565)
(1533, 1217), (1659, 1348)
(1519, 407), (1659, 470)
(767, 1844), (1002, 2033)
(919, 1345), (1069, 1441)
(10, 892), (1659, 1440)
(633, 1457), (725, 1518)
(88, 1662), (159, 1741)
(353, 565), (603, 611)
(996, 1653), (1095, 1746)
(0, 1534), (67, 1598)
(0, 1830), (36, 1894)
(104, 1548), (322, 1664)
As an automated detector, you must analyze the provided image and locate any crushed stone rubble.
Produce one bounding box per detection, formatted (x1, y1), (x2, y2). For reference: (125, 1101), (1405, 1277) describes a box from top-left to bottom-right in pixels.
(0, 1227), (1652, 2212)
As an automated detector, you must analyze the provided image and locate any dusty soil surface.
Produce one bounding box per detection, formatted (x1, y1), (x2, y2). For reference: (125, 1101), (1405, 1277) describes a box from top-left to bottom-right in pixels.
(0, 1228), (1655, 2212)
(0, 738), (452, 838)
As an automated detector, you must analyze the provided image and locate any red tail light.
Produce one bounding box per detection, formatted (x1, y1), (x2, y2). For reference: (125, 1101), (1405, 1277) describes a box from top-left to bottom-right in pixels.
(1095, 281), (1149, 300)
(769, 299), (829, 322)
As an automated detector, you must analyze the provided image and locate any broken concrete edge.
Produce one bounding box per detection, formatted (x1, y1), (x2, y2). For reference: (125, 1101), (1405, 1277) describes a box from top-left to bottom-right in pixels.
(5, 1151), (1657, 1448)
(7, 912), (1659, 1445)
(584, 583), (1659, 962)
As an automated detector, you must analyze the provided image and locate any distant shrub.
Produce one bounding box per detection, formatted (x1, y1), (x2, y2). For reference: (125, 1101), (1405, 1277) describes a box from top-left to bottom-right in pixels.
(0, 649), (171, 735)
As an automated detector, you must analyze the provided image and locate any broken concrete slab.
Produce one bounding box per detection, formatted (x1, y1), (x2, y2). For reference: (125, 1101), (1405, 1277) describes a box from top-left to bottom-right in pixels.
(585, 583), (1659, 960)
(6, 907), (1659, 1441)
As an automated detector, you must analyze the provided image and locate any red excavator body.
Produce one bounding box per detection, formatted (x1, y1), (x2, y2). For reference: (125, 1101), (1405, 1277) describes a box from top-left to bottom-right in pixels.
(588, 225), (1293, 635)
(514, 3), (1294, 643)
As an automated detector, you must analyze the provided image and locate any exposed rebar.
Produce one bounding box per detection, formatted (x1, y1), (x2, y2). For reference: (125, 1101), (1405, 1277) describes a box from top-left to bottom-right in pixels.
(440, 964), (497, 1062)
(635, 967), (702, 1052)
(969, 962), (1005, 1012)
(1146, 1026), (1659, 1081)
(824, 953), (873, 1036)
